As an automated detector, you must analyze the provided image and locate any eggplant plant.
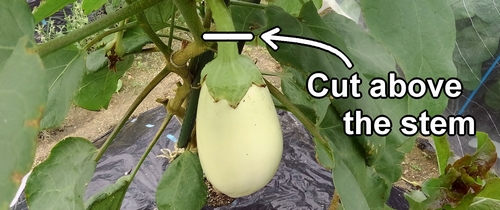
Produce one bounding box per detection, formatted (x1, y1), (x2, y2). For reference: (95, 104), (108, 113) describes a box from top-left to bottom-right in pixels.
(1, 0), (498, 209)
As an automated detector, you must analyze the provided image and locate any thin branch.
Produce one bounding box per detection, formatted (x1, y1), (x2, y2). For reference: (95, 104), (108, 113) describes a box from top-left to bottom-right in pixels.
(129, 112), (173, 179)
(172, 0), (206, 44)
(83, 21), (138, 51)
(36, 0), (165, 57)
(94, 67), (172, 161)
(125, 0), (172, 56)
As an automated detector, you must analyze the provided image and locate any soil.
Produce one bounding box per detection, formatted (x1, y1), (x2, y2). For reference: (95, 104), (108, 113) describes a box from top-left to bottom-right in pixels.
(34, 41), (438, 204)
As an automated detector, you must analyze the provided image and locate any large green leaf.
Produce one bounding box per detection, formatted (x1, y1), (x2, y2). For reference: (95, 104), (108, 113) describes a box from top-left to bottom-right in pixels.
(0, 1), (44, 208)
(448, 0), (476, 20)
(266, 0), (322, 16)
(432, 135), (452, 175)
(73, 55), (134, 111)
(156, 151), (207, 210)
(25, 137), (97, 210)
(84, 175), (132, 210)
(0, 37), (46, 210)
(41, 45), (87, 129)
(144, 0), (175, 31)
(453, 26), (498, 90)
(320, 107), (390, 210)
(360, 0), (457, 117)
(32, 0), (77, 23)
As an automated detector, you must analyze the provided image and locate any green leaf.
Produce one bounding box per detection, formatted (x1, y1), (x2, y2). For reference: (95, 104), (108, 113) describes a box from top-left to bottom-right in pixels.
(0, 37), (46, 210)
(156, 151), (207, 210)
(121, 26), (153, 54)
(404, 190), (427, 210)
(474, 0), (500, 26)
(321, 108), (389, 210)
(476, 178), (500, 200)
(280, 66), (330, 125)
(33, 0), (78, 23)
(41, 45), (87, 129)
(448, 0), (476, 20)
(86, 26), (151, 73)
(266, 0), (322, 16)
(327, 0), (361, 23)
(313, 138), (334, 170)
(433, 135), (451, 175)
(0, 0), (35, 69)
(453, 26), (498, 66)
(360, 0), (457, 116)
(26, 137), (98, 210)
(86, 48), (108, 72)
(82, 0), (108, 15)
(472, 16), (500, 37)
(73, 55), (134, 110)
(84, 175), (132, 210)
(144, 0), (175, 31)
(469, 198), (500, 210)
(231, 4), (267, 35)
(405, 132), (497, 209)
(455, 62), (481, 91)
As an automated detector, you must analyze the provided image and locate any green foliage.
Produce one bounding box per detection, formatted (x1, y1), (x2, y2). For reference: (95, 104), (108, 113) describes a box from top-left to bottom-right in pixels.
(405, 132), (498, 209)
(82, 0), (109, 15)
(265, 0), (322, 16)
(433, 135), (453, 175)
(41, 45), (87, 129)
(73, 55), (134, 110)
(25, 137), (98, 210)
(33, 0), (77, 23)
(0, 0), (45, 208)
(84, 175), (132, 210)
(156, 151), (207, 210)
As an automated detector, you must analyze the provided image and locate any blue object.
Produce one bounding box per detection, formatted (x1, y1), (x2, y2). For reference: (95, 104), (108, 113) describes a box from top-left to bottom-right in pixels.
(41, 19), (47, 26)
(166, 134), (177, 142)
(458, 55), (500, 115)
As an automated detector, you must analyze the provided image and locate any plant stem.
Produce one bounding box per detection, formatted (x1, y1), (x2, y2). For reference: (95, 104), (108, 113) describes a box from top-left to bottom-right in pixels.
(83, 21), (138, 51)
(156, 34), (185, 41)
(94, 67), (172, 161)
(229, 0), (266, 9)
(125, 0), (172, 56)
(167, 6), (177, 50)
(36, 0), (165, 57)
(264, 79), (332, 151)
(172, 0), (205, 44)
(130, 112), (173, 179)
(206, 0), (239, 61)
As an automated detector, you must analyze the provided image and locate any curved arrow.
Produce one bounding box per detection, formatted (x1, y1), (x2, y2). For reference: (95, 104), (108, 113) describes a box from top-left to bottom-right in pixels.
(260, 26), (353, 69)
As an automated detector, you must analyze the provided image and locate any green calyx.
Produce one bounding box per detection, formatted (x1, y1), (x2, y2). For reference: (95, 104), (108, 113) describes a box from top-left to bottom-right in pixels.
(201, 54), (265, 108)
(201, 0), (265, 108)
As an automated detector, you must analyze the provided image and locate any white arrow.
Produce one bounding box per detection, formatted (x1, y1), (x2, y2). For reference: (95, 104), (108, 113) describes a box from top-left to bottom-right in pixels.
(202, 32), (254, 41)
(260, 26), (353, 69)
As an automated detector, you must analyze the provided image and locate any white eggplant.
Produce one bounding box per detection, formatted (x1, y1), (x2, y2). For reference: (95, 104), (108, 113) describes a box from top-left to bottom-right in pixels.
(196, 82), (283, 198)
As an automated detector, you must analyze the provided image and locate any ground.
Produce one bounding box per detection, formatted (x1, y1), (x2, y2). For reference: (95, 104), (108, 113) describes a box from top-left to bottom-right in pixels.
(34, 42), (438, 204)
